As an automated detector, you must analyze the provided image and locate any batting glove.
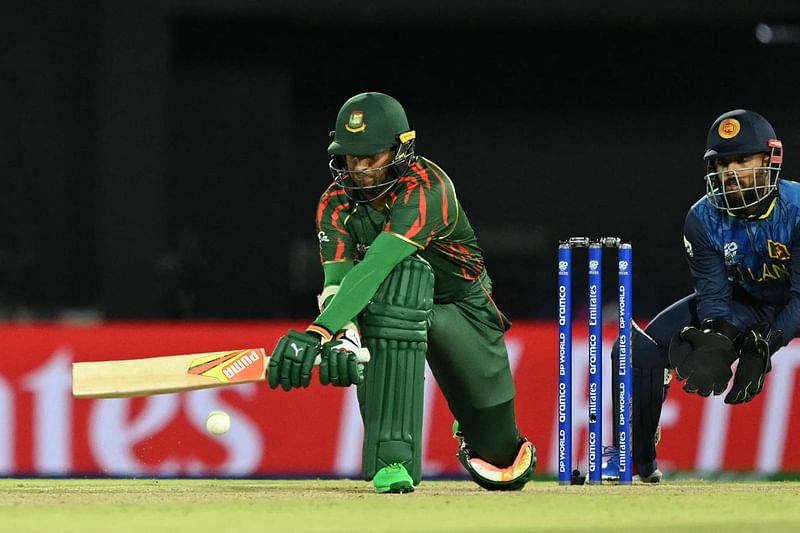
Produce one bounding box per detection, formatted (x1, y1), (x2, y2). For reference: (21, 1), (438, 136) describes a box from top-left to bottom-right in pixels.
(319, 328), (370, 387)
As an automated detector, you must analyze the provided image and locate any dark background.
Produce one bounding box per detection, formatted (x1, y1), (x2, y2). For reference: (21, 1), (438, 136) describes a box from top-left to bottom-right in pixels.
(3, 1), (800, 323)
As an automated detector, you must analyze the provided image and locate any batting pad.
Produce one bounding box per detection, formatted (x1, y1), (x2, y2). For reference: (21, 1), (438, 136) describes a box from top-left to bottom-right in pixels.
(358, 256), (434, 485)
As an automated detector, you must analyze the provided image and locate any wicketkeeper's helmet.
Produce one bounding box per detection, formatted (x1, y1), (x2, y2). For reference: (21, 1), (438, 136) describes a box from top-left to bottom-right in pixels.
(328, 92), (416, 203)
(703, 109), (783, 211)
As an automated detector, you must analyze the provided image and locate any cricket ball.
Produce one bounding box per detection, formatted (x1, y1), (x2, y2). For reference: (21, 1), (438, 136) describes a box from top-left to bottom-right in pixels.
(205, 410), (231, 436)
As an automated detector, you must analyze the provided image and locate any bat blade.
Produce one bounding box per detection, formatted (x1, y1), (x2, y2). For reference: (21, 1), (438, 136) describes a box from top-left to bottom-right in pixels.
(72, 348), (268, 399)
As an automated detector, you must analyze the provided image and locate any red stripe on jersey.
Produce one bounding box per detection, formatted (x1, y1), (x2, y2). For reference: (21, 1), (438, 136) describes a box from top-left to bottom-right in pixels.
(330, 204), (350, 235)
(432, 241), (481, 281)
(318, 188), (350, 236)
(411, 161), (432, 189)
(316, 194), (331, 229)
(334, 238), (346, 261)
(424, 163), (449, 226)
(451, 242), (479, 281)
(316, 187), (346, 228)
(404, 187), (427, 241)
(402, 177), (420, 203)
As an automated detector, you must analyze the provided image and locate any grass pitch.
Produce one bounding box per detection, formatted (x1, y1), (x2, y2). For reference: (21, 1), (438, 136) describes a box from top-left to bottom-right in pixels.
(2, 478), (799, 532)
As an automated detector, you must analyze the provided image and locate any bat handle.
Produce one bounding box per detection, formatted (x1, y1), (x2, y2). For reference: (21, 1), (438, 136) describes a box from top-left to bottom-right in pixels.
(312, 346), (371, 365)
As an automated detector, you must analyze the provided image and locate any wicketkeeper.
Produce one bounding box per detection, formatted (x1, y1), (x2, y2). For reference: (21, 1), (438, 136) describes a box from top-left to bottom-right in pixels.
(607, 109), (799, 483)
(267, 92), (535, 493)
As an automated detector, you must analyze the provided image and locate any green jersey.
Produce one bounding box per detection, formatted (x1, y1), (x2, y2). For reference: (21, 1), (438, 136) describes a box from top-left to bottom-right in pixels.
(316, 156), (485, 303)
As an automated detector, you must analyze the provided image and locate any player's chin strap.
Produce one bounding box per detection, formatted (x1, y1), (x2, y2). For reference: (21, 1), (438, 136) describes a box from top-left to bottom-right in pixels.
(454, 424), (536, 491)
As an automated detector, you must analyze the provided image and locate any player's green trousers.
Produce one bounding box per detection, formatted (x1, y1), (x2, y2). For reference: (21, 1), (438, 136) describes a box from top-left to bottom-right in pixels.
(427, 269), (520, 467)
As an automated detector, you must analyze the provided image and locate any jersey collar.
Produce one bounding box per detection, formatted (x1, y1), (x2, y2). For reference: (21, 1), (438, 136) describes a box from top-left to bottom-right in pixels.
(726, 196), (777, 220)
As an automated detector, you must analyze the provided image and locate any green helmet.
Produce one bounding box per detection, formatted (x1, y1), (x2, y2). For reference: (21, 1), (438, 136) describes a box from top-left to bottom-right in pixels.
(328, 92), (411, 155)
(328, 92), (417, 203)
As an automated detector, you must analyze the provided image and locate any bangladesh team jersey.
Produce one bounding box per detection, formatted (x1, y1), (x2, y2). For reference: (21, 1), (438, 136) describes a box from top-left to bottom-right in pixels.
(316, 156), (485, 303)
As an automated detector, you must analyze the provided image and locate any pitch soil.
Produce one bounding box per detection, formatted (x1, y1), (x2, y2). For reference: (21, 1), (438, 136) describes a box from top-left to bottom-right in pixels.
(2, 479), (800, 532)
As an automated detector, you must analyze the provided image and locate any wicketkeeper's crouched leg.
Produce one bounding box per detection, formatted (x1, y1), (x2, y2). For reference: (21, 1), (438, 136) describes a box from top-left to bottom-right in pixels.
(611, 310), (687, 477)
(358, 255), (434, 487)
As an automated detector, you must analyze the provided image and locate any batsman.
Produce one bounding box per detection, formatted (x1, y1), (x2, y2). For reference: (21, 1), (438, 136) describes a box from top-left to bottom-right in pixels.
(267, 92), (535, 493)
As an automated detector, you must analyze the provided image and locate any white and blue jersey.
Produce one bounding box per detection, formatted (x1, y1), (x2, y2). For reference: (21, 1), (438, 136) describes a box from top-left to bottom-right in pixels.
(683, 179), (800, 341)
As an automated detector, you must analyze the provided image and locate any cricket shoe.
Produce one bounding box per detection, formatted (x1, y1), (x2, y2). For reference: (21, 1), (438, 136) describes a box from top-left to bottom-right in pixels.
(373, 463), (414, 494)
(601, 445), (620, 481)
(634, 469), (663, 484)
(634, 460), (663, 484)
(453, 420), (535, 491)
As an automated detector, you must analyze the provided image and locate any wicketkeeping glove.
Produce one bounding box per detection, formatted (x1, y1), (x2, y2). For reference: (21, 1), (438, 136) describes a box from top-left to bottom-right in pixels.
(267, 330), (322, 391)
(724, 325), (783, 404)
(668, 319), (740, 397)
(319, 328), (369, 387)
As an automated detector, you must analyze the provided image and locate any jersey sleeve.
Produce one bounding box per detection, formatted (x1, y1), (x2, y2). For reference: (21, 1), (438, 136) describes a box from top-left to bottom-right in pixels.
(316, 187), (355, 264)
(684, 209), (733, 322)
(312, 233), (418, 333)
(384, 161), (457, 248)
(773, 226), (800, 342)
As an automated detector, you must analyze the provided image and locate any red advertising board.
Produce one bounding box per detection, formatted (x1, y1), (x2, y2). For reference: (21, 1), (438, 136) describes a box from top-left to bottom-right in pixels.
(1, 321), (799, 477)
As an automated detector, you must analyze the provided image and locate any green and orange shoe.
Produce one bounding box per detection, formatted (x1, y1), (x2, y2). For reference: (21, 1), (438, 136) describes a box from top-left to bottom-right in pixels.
(373, 463), (414, 494)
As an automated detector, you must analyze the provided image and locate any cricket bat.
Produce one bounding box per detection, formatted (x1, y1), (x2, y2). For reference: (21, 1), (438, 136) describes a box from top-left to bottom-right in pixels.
(72, 346), (370, 399)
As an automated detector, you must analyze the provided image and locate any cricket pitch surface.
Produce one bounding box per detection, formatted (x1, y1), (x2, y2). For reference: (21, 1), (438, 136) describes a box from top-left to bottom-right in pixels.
(3, 478), (799, 532)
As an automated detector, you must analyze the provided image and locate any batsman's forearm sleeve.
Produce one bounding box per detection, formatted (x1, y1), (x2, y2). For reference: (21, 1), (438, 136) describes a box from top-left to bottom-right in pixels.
(314, 233), (418, 334)
(322, 261), (354, 287)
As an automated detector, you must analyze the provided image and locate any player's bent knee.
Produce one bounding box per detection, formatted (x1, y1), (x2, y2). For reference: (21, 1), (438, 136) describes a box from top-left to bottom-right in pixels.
(612, 320), (668, 369)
